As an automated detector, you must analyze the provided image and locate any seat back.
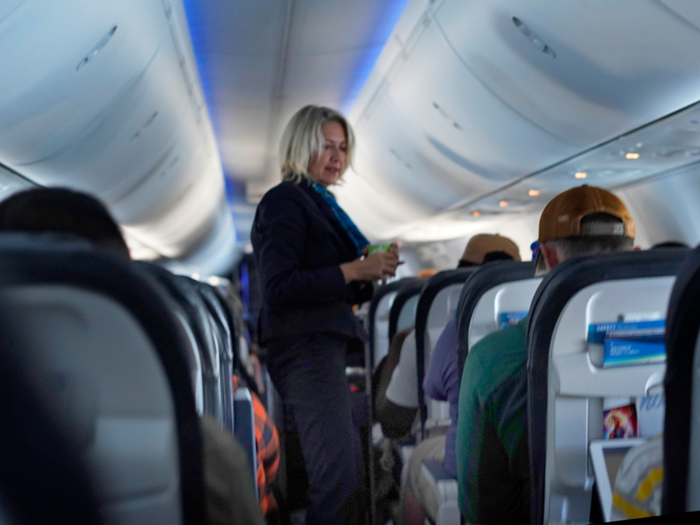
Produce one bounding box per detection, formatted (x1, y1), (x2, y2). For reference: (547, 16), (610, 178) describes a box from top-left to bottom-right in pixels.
(0, 305), (102, 525)
(415, 269), (474, 433)
(197, 282), (236, 433)
(368, 280), (404, 370)
(528, 250), (686, 524)
(388, 279), (425, 342)
(138, 263), (224, 426)
(664, 246), (700, 513)
(0, 235), (205, 524)
(456, 262), (539, 373)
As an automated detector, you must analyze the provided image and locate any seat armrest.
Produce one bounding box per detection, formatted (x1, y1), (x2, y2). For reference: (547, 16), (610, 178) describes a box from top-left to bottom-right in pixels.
(421, 459), (458, 504)
(234, 388), (258, 500)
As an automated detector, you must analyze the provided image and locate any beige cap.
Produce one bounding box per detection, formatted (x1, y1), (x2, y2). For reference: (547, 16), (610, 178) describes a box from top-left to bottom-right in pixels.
(461, 234), (521, 264)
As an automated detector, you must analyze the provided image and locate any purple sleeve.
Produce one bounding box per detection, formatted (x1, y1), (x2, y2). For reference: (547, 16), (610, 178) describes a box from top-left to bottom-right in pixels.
(423, 317), (459, 401)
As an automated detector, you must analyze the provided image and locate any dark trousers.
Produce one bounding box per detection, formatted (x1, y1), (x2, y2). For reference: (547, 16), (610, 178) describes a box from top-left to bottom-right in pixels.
(267, 333), (364, 525)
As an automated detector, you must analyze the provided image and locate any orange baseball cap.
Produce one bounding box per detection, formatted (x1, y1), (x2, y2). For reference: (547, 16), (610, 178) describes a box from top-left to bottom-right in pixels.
(535, 185), (635, 273)
(539, 185), (635, 243)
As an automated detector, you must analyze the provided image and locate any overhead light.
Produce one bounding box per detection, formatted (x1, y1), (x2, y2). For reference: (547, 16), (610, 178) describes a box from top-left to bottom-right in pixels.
(528, 189), (540, 196)
(499, 201), (509, 208)
(575, 172), (588, 179)
(208, 276), (222, 286)
(192, 273), (200, 281)
(472, 211), (481, 217)
(626, 152), (640, 160)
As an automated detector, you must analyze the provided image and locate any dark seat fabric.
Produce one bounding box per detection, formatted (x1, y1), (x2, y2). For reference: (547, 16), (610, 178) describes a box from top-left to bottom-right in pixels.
(388, 278), (424, 343)
(663, 246), (699, 514)
(197, 281), (236, 432)
(0, 234), (205, 525)
(137, 262), (226, 428)
(0, 306), (102, 525)
(456, 261), (535, 373)
(527, 250), (687, 525)
(414, 269), (474, 434)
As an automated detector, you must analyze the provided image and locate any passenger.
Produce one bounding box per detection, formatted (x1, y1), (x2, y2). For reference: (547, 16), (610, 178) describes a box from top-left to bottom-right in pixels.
(0, 186), (130, 258)
(375, 326), (418, 440)
(417, 268), (439, 279)
(398, 234), (521, 525)
(251, 105), (400, 525)
(456, 186), (635, 524)
(232, 373), (280, 520)
(0, 187), (266, 525)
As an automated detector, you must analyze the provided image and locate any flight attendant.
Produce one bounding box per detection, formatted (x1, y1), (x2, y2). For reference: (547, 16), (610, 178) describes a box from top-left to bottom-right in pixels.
(251, 105), (399, 524)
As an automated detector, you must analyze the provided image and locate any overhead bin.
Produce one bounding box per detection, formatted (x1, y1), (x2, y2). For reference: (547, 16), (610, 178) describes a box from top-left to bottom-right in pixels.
(435, 0), (700, 146)
(0, 0), (233, 268)
(0, 0), (167, 168)
(385, 23), (577, 185)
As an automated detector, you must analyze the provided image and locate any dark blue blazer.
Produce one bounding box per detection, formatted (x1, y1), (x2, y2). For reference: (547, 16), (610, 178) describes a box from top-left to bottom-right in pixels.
(251, 179), (373, 343)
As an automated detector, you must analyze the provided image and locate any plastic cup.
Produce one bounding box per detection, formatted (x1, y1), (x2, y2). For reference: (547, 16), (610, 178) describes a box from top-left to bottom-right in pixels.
(366, 244), (392, 255)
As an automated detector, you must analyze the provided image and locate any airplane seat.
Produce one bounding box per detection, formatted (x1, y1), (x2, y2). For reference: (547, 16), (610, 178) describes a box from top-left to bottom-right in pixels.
(663, 244), (700, 514)
(368, 279), (408, 371)
(415, 269), (474, 439)
(196, 282), (236, 433)
(234, 387), (259, 501)
(364, 279), (425, 522)
(389, 279), (426, 343)
(0, 303), (103, 525)
(0, 234), (205, 524)
(456, 261), (538, 374)
(528, 250), (686, 525)
(137, 262), (227, 430)
(419, 263), (536, 525)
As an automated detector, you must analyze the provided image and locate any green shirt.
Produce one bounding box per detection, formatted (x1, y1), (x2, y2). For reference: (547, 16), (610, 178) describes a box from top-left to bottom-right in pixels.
(456, 318), (530, 524)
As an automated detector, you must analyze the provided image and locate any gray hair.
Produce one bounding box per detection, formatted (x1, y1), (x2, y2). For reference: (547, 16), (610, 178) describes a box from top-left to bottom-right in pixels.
(545, 213), (634, 257)
(278, 105), (355, 184)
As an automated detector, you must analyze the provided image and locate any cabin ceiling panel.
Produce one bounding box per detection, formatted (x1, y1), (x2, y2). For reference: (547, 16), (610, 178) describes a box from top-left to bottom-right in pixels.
(191, 0), (410, 189)
(435, 0), (700, 146)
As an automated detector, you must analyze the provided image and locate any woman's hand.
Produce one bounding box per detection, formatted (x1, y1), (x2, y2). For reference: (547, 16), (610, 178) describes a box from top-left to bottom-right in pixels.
(341, 251), (400, 284)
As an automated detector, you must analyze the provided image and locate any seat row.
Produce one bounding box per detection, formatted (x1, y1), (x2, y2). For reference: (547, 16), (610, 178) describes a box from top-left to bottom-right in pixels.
(366, 245), (700, 524)
(0, 234), (256, 524)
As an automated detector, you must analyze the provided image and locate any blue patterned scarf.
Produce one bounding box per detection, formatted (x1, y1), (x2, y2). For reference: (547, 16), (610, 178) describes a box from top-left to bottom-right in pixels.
(310, 181), (369, 258)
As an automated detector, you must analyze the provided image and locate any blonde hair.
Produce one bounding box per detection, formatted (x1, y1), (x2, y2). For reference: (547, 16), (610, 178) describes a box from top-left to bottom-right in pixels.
(279, 105), (355, 184)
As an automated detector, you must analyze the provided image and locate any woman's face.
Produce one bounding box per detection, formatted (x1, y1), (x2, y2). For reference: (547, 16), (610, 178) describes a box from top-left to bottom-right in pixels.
(307, 121), (347, 187)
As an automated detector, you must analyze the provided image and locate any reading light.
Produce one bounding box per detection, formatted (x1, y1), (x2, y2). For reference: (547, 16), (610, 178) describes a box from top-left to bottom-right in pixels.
(626, 152), (640, 160)
(528, 189), (540, 196)
(192, 273), (200, 280)
(499, 201), (509, 208)
(472, 211), (481, 217)
(575, 172), (587, 179)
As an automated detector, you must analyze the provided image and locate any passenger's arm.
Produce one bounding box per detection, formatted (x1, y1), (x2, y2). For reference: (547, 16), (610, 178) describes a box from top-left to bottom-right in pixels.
(375, 328), (418, 440)
(423, 320), (458, 401)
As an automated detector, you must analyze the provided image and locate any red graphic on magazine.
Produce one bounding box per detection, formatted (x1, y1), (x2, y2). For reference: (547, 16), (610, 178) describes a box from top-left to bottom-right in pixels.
(603, 404), (638, 439)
